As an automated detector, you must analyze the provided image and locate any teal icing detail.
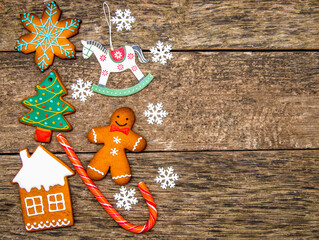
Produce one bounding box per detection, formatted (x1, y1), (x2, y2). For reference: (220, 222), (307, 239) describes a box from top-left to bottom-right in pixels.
(16, 1), (80, 71)
(92, 73), (154, 97)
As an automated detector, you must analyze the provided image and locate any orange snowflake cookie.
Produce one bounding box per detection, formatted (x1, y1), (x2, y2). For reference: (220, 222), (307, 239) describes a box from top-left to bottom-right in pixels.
(15, 1), (81, 71)
(87, 107), (146, 185)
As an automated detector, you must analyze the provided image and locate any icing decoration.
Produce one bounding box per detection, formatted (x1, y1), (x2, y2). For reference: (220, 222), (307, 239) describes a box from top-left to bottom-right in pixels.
(80, 2), (153, 97)
(20, 70), (75, 143)
(144, 102), (168, 125)
(150, 40), (173, 65)
(25, 218), (71, 231)
(57, 133), (157, 233)
(47, 193), (66, 212)
(114, 186), (138, 211)
(111, 9), (135, 31)
(12, 145), (74, 192)
(12, 145), (75, 232)
(25, 196), (44, 216)
(87, 166), (105, 176)
(154, 167), (179, 189)
(15, 1), (81, 71)
(110, 124), (129, 135)
(86, 107), (146, 185)
(71, 78), (94, 102)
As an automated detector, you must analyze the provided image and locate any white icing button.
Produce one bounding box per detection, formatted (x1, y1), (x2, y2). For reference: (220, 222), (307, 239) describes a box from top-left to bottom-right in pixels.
(40, 221), (43, 224)
(46, 221), (49, 223)
(64, 218), (67, 221)
(52, 220), (55, 223)
(27, 223), (30, 226)
(33, 222), (36, 225)
(58, 219), (61, 222)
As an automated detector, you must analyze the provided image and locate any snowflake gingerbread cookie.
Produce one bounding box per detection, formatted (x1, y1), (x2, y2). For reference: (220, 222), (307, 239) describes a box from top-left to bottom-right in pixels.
(87, 107), (146, 185)
(15, 1), (81, 71)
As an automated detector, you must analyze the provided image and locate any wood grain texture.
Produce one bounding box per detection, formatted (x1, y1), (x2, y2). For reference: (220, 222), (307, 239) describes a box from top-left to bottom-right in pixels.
(1, 0), (319, 51)
(2, 150), (319, 239)
(0, 52), (318, 153)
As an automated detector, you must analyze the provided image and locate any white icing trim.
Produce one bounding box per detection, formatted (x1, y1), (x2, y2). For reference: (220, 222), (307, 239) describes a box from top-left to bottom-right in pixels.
(92, 129), (97, 143)
(47, 193), (66, 212)
(24, 196), (44, 216)
(132, 137), (143, 151)
(88, 165), (105, 175)
(112, 174), (131, 180)
(12, 146), (74, 192)
(25, 218), (71, 231)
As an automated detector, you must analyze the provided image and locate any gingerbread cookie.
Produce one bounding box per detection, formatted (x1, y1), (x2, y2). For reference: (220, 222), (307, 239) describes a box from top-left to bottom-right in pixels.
(87, 107), (146, 185)
(15, 1), (81, 71)
(12, 145), (75, 232)
(20, 70), (75, 143)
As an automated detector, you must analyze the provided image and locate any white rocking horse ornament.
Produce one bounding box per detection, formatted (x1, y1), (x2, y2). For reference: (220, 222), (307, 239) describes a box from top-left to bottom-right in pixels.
(80, 3), (153, 97)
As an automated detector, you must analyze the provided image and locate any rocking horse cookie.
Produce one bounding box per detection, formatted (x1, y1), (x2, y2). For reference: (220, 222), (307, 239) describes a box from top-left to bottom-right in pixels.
(87, 107), (146, 185)
(81, 40), (153, 96)
(80, 2), (153, 97)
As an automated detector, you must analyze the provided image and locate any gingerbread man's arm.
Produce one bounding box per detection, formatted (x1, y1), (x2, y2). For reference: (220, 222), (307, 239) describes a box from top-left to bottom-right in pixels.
(88, 126), (110, 144)
(125, 131), (147, 152)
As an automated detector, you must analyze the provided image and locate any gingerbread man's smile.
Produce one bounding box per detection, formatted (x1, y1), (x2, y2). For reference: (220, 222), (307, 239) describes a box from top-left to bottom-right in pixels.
(115, 121), (127, 127)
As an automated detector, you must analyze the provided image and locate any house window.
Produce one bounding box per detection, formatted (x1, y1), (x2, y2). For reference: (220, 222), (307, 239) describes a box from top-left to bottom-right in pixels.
(24, 196), (44, 216)
(47, 193), (66, 212)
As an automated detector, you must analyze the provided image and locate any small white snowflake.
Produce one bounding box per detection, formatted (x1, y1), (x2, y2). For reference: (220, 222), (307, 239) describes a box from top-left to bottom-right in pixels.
(150, 40), (173, 65)
(114, 186), (138, 211)
(144, 102), (168, 125)
(113, 136), (121, 144)
(110, 148), (118, 156)
(111, 9), (135, 31)
(71, 78), (94, 102)
(154, 166), (179, 189)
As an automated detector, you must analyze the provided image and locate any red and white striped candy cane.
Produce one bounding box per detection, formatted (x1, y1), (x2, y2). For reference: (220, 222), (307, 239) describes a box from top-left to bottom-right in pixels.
(57, 134), (157, 233)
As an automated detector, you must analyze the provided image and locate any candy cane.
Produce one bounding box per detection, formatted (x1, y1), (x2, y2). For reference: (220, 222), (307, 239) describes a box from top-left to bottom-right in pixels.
(56, 134), (157, 233)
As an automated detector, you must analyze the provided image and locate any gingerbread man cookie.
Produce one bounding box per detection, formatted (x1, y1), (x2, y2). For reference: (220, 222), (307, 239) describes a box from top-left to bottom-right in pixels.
(87, 107), (146, 185)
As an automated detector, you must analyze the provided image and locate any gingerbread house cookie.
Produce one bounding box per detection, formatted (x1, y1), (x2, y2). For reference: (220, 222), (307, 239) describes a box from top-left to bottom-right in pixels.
(12, 145), (74, 232)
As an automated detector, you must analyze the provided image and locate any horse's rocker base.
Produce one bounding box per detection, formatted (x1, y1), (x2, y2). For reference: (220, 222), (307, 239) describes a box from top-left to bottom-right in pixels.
(92, 73), (154, 97)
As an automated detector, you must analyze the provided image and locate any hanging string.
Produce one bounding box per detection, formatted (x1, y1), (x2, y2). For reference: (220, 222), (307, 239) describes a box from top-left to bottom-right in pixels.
(103, 2), (114, 50)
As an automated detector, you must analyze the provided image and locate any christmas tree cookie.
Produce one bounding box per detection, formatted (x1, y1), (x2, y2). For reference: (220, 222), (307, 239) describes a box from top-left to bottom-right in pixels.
(20, 70), (75, 143)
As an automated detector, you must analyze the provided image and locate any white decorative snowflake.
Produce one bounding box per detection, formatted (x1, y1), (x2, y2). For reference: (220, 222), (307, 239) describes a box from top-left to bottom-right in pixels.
(150, 41), (173, 65)
(110, 148), (118, 156)
(111, 9), (135, 31)
(144, 102), (168, 125)
(113, 136), (121, 144)
(114, 51), (122, 59)
(71, 78), (94, 102)
(154, 167), (179, 189)
(114, 186), (138, 211)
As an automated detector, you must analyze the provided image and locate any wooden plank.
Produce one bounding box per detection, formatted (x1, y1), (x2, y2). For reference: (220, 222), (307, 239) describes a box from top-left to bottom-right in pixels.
(2, 150), (319, 239)
(1, 0), (319, 51)
(1, 51), (319, 153)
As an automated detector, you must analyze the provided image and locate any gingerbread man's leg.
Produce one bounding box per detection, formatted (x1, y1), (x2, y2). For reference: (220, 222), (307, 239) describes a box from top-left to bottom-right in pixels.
(87, 148), (110, 180)
(110, 151), (131, 185)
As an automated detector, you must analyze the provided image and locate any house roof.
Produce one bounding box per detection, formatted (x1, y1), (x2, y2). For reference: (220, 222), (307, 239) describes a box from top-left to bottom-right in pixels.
(12, 145), (74, 192)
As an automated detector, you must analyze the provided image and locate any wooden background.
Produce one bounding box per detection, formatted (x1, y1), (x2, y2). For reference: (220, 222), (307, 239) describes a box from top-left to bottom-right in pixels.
(1, 0), (319, 239)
